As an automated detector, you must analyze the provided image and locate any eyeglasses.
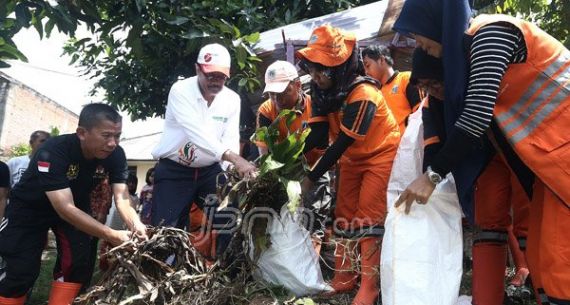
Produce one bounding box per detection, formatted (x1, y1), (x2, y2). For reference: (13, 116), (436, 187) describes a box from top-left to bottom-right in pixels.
(197, 64), (228, 82)
(267, 82), (294, 101)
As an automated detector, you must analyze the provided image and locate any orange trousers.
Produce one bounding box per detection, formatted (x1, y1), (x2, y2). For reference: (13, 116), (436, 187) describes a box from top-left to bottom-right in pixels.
(526, 179), (570, 301)
(473, 155), (531, 305)
(335, 157), (393, 229)
(475, 155), (530, 235)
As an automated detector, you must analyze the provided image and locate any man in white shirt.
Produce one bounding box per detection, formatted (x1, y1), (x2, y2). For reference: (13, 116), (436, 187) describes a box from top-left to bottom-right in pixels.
(151, 44), (256, 256)
(6, 130), (51, 188)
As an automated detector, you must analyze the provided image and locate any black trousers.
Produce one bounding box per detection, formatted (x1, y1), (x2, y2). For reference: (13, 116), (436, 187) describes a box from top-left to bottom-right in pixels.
(0, 201), (98, 297)
(151, 159), (237, 255)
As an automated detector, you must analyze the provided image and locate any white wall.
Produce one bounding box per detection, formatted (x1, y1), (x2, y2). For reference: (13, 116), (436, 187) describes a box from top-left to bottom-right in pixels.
(127, 160), (157, 195)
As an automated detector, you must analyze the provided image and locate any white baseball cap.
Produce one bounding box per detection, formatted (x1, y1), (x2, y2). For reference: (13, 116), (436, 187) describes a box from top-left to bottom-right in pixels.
(197, 43), (231, 77)
(263, 60), (299, 93)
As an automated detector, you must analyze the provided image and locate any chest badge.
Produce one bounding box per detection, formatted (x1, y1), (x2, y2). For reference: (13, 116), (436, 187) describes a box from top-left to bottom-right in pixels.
(93, 165), (107, 179)
(66, 164), (79, 180)
(178, 142), (198, 166)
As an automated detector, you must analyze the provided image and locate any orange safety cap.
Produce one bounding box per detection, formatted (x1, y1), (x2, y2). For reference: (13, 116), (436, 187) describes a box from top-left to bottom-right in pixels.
(296, 25), (356, 67)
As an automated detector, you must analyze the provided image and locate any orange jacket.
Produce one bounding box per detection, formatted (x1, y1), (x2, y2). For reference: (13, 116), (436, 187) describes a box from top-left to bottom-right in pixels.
(311, 82), (400, 165)
(381, 71), (421, 134)
(256, 94), (322, 166)
(467, 14), (570, 206)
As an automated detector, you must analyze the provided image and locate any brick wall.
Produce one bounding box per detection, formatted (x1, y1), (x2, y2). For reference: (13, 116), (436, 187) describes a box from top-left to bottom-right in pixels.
(0, 77), (78, 156)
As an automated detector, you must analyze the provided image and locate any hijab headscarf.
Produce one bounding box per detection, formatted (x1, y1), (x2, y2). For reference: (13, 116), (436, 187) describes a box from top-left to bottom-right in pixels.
(393, 0), (492, 223)
(393, 0), (473, 126)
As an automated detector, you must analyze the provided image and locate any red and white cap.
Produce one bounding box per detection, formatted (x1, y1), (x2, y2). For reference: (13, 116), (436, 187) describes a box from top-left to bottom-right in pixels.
(197, 43), (231, 77)
(263, 60), (299, 93)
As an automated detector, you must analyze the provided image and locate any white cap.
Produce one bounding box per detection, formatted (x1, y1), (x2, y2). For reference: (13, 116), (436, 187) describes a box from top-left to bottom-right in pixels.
(197, 43), (231, 77)
(263, 60), (299, 93)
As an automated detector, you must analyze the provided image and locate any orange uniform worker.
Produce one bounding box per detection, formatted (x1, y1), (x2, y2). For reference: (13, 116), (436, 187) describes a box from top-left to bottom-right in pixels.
(411, 48), (532, 305)
(256, 60), (332, 250)
(297, 25), (400, 305)
(395, 0), (570, 303)
(362, 45), (422, 134)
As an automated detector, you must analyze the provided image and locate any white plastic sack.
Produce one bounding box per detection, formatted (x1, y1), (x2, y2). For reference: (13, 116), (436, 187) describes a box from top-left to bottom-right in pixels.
(457, 295), (473, 305)
(381, 99), (463, 305)
(250, 207), (332, 296)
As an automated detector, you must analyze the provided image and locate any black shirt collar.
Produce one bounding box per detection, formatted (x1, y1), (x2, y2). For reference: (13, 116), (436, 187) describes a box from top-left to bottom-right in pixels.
(384, 70), (400, 85)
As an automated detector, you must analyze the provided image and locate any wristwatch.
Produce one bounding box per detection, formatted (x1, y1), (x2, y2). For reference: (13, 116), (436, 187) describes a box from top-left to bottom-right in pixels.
(426, 166), (443, 185)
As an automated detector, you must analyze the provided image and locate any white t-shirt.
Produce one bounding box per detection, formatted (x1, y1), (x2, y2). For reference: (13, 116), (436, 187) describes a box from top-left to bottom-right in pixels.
(6, 155), (30, 187)
(152, 76), (241, 168)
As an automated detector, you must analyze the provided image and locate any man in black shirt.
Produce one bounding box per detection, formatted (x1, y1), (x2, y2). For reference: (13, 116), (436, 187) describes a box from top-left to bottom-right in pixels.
(0, 161), (9, 220)
(0, 103), (147, 305)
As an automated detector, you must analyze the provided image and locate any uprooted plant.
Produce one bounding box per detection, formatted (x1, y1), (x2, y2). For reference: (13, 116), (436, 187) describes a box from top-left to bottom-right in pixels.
(219, 108), (310, 261)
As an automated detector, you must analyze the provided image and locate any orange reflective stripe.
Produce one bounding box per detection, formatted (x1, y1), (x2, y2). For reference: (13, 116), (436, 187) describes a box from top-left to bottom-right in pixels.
(498, 52), (570, 129)
(497, 52), (570, 144)
(511, 79), (569, 144)
(424, 136), (440, 146)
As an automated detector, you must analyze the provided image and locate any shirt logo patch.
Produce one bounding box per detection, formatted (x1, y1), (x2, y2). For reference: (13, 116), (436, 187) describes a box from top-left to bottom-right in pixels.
(38, 161), (50, 173)
(268, 69), (276, 80)
(178, 142), (198, 166)
(212, 116), (228, 123)
(66, 164), (79, 180)
(309, 34), (318, 45)
(391, 85), (399, 94)
(93, 165), (107, 179)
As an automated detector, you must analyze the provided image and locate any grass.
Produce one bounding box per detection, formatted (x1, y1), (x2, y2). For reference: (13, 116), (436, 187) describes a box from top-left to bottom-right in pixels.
(26, 249), (56, 305)
(25, 246), (103, 305)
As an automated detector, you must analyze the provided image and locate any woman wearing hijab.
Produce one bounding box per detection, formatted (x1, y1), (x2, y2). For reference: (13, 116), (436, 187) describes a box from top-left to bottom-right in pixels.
(297, 25), (400, 305)
(393, 1), (570, 304)
(411, 47), (532, 305)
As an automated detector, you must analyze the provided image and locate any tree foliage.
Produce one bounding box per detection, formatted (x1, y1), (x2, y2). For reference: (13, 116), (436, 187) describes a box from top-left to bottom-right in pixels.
(474, 0), (569, 47)
(1, 0), (374, 120)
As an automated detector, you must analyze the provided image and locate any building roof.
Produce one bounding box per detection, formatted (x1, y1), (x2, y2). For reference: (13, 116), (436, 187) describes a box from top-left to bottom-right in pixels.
(0, 70), (80, 119)
(254, 1), (390, 54)
(1, 60), (94, 115)
(120, 132), (161, 161)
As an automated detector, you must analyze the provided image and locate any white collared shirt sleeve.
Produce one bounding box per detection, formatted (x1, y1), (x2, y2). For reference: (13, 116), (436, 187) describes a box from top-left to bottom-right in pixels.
(167, 83), (228, 161)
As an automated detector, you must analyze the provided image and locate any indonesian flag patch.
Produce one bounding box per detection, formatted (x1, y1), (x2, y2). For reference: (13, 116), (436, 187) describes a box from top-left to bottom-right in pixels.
(38, 161), (50, 173)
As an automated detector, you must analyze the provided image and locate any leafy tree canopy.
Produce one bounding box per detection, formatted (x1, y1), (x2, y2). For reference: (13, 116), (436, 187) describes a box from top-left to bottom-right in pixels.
(1, 0), (374, 120)
(474, 0), (569, 47)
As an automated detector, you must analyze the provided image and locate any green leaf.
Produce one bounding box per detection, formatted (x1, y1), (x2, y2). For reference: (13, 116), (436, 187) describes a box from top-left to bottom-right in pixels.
(0, 42), (28, 61)
(126, 25), (144, 56)
(259, 155), (285, 174)
(232, 25), (241, 37)
(243, 32), (260, 44)
(247, 55), (263, 62)
(279, 158), (307, 181)
(74, 37), (91, 46)
(31, 14), (43, 39)
(166, 16), (190, 25)
(45, 19), (56, 37)
(15, 3), (32, 27)
(294, 298), (316, 305)
(280, 178), (301, 213)
(253, 126), (269, 144)
(181, 28), (209, 40)
(238, 78), (247, 87)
